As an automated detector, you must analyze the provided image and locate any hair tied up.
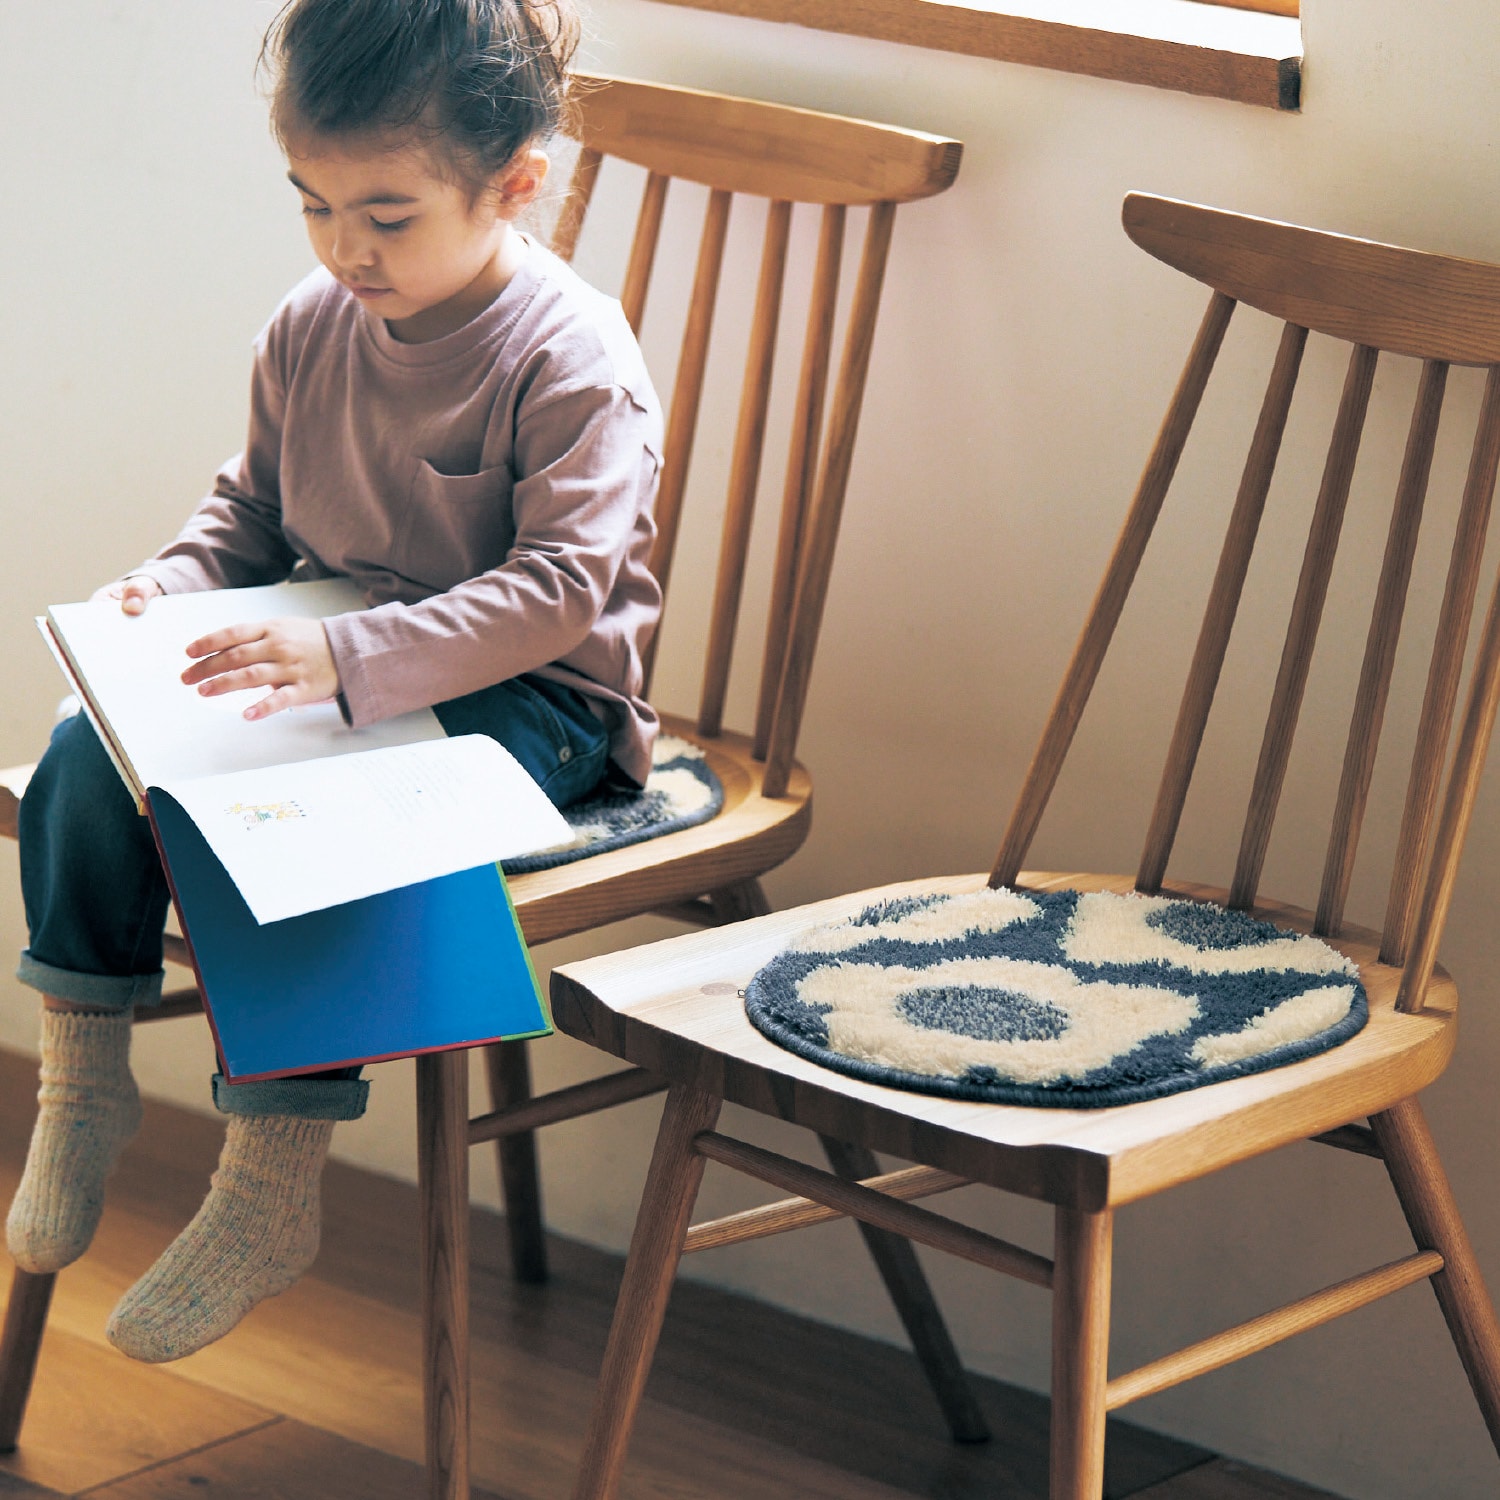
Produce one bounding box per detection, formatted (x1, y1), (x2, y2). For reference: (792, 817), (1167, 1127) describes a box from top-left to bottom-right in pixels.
(262, 0), (579, 195)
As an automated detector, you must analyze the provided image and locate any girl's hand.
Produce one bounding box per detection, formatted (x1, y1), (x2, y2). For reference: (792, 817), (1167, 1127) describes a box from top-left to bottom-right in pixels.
(181, 616), (341, 721)
(92, 576), (163, 615)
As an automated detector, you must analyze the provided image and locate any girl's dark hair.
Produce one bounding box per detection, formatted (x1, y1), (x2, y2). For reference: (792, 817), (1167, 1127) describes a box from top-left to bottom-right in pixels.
(262, 0), (577, 193)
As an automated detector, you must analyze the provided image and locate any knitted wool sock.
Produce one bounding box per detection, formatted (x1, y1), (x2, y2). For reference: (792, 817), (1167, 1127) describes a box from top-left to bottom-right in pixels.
(105, 1113), (334, 1363)
(6, 1009), (142, 1273)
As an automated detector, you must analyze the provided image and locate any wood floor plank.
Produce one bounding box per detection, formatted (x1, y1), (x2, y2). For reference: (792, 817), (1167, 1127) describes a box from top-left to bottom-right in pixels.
(0, 1313), (274, 1495)
(82, 1417), (507, 1500)
(19, 1213), (914, 1500)
(0, 1470), (60, 1497)
(102, 1267), (918, 1500)
(1128, 1458), (1346, 1498)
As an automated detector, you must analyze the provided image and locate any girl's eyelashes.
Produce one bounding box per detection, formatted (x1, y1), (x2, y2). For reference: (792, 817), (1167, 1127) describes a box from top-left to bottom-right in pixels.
(297, 202), (411, 233)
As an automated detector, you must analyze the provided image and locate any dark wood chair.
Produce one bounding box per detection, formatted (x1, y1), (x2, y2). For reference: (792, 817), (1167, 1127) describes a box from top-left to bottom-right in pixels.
(0, 73), (968, 1500)
(548, 193), (1500, 1500)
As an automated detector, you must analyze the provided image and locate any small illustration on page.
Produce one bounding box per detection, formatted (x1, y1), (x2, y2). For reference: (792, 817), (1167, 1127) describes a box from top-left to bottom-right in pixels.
(227, 799), (307, 830)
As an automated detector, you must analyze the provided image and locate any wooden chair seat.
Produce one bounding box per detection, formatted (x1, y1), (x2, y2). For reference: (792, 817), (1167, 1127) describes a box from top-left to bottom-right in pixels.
(506, 718), (809, 943)
(0, 765), (29, 832)
(551, 870), (1456, 1213)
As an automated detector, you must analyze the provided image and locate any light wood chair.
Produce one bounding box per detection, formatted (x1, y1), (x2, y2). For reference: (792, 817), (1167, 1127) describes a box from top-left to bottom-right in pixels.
(0, 73), (967, 1498)
(548, 193), (1500, 1500)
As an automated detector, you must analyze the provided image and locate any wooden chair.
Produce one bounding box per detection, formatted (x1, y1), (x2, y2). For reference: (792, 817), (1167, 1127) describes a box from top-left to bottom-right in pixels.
(548, 193), (1500, 1500)
(0, 74), (967, 1498)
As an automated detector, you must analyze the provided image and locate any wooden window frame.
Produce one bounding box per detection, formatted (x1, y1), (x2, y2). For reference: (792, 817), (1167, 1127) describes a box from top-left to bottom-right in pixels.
(644, 0), (1303, 110)
(1201, 0), (1296, 15)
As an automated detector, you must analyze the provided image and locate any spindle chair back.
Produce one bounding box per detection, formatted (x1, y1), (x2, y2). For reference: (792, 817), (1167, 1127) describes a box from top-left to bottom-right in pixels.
(995, 192), (1500, 1002)
(551, 71), (963, 786)
(547, 195), (1500, 1500)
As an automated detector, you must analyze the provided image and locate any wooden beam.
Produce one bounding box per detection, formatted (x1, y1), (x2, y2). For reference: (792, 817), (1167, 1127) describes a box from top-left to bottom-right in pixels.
(0, 764), (32, 842)
(417, 1053), (470, 1500)
(1106, 1251), (1443, 1409)
(133, 990), (205, 1024)
(649, 899), (721, 927)
(694, 1131), (1053, 1287)
(1201, 0), (1295, 14)
(683, 1164), (966, 1252)
(0, 1270), (54, 1452)
(466, 1069), (667, 1145)
(646, 0), (1301, 110)
(1310, 1123), (1382, 1158)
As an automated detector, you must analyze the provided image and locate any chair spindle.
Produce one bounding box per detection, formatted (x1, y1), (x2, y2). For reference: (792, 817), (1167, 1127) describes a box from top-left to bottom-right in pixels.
(1382, 365), (1500, 964)
(762, 201), (896, 800)
(754, 203), (846, 761)
(699, 200), (793, 738)
(417, 1052), (470, 1500)
(1399, 550), (1500, 1010)
(1137, 321), (1309, 895)
(1315, 359), (1449, 937)
(551, 145), (603, 266)
(620, 171), (670, 334)
(990, 290), (1237, 890)
(643, 186), (733, 694)
(1229, 342), (1378, 911)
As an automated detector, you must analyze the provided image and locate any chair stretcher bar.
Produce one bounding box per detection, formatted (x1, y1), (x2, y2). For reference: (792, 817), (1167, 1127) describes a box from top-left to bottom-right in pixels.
(1106, 1249), (1443, 1410)
(693, 1130), (1054, 1288)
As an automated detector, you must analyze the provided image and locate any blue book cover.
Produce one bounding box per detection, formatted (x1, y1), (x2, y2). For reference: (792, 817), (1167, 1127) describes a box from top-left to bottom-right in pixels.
(149, 787), (551, 1081)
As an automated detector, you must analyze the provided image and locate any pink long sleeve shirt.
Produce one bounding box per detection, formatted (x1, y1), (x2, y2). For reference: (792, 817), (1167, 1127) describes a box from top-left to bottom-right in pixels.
(135, 245), (664, 785)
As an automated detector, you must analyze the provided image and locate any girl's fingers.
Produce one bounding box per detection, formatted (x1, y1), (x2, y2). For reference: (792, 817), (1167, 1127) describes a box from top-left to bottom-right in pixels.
(193, 663), (281, 696)
(185, 623), (265, 659)
(92, 576), (162, 613)
(182, 643), (269, 685)
(179, 617), (339, 716)
(119, 578), (162, 615)
(243, 687), (302, 721)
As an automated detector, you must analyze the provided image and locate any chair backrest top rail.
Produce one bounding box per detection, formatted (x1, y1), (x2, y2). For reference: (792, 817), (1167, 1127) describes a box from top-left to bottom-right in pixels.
(570, 71), (962, 206)
(1125, 193), (1500, 366)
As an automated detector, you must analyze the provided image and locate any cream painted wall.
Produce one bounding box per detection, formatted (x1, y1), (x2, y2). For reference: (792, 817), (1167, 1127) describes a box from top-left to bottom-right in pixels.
(4, 2), (1500, 1495)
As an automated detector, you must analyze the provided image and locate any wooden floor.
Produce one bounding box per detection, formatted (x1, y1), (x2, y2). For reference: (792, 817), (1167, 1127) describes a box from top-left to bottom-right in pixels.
(0, 1046), (1346, 1500)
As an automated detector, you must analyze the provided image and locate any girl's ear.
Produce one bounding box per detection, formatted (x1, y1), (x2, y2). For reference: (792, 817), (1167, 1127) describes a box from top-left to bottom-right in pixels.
(494, 148), (550, 218)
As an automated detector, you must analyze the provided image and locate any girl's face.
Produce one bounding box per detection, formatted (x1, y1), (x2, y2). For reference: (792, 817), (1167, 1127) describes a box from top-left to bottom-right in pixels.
(285, 136), (545, 343)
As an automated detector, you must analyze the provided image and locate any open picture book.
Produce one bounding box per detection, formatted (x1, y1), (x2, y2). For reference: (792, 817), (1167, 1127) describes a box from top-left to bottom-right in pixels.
(40, 578), (573, 1080)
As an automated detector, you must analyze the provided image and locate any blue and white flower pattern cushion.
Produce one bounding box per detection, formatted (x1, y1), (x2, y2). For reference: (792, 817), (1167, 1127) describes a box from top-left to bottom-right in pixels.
(744, 888), (1368, 1107)
(501, 734), (723, 875)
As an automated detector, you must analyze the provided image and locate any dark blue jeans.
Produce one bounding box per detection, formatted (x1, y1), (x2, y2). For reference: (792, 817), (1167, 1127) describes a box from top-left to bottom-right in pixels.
(17, 675), (609, 1118)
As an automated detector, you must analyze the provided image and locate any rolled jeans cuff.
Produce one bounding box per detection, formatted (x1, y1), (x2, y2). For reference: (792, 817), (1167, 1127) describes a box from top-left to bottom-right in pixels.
(212, 1072), (369, 1120)
(16, 951), (163, 1012)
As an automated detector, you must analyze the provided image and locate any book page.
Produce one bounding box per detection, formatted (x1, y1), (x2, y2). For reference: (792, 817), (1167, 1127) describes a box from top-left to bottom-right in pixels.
(45, 580), (443, 798)
(154, 735), (573, 924)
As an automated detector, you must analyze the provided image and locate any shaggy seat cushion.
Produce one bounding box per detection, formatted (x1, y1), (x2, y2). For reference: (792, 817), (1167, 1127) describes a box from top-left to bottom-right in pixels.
(501, 734), (723, 875)
(745, 888), (1367, 1108)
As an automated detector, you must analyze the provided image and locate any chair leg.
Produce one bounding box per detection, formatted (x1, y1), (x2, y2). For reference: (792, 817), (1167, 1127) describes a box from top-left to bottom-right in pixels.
(572, 1084), (723, 1500)
(0, 1268), (55, 1452)
(819, 1135), (990, 1443)
(1371, 1097), (1500, 1453)
(418, 1051), (470, 1500)
(483, 1040), (548, 1283)
(708, 877), (772, 923)
(1050, 1206), (1113, 1500)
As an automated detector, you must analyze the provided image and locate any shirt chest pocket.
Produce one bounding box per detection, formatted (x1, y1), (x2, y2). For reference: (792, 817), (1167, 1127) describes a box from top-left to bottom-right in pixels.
(398, 459), (516, 591)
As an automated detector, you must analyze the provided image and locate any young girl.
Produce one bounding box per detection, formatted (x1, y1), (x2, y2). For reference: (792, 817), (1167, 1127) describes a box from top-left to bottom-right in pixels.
(8, 0), (661, 1364)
